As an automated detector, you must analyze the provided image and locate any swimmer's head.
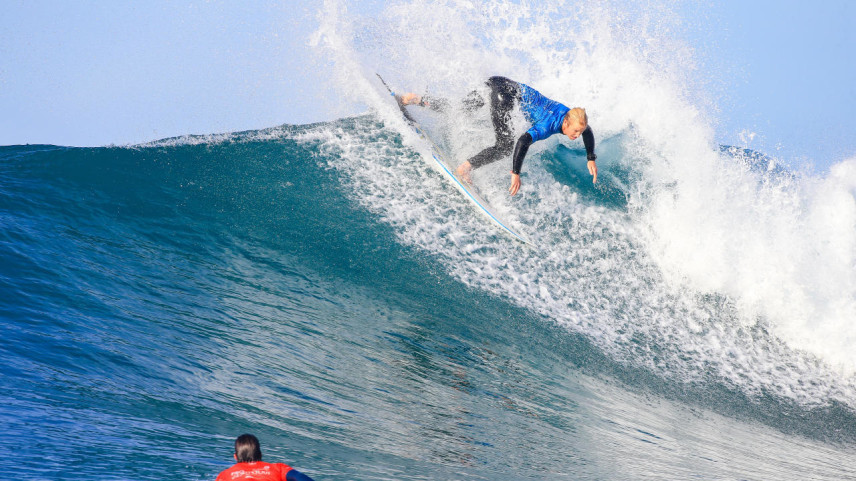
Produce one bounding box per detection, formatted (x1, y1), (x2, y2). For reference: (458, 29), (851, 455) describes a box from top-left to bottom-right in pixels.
(234, 434), (263, 463)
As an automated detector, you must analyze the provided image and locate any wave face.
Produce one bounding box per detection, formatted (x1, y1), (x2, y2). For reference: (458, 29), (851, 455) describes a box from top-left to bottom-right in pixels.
(4, 1), (856, 479)
(315, 0), (856, 376)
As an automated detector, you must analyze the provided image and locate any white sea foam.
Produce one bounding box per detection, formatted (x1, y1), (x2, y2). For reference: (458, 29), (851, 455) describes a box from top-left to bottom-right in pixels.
(308, 0), (856, 406)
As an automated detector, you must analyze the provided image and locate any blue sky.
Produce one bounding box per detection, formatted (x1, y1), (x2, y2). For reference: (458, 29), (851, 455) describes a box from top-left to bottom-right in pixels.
(2, 1), (854, 171)
(687, 0), (856, 171)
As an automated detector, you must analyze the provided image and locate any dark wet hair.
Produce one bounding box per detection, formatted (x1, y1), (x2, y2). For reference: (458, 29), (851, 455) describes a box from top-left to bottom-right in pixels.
(234, 434), (263, 463)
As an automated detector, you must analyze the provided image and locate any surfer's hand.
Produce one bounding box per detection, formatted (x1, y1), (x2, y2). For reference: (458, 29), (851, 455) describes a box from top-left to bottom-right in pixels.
(588, 160), (598, 184)
(509, 172), (521, 196)
(399, 93), (422, 106)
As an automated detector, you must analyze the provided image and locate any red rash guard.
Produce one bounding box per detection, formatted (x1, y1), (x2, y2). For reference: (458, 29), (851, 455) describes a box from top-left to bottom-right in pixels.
(216, 462), (293, 481)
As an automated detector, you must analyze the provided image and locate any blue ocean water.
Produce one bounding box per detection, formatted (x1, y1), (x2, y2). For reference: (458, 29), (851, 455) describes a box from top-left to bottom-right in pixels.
(6, 0), (856, 478)
(3, 115), (856, 480)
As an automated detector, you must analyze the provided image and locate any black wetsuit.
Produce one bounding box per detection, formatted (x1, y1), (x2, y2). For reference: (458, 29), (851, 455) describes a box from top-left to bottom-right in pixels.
(467, 76), (596, 174)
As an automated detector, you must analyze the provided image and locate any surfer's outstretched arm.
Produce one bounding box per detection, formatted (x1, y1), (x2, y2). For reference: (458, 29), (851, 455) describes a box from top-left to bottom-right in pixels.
(511, 133), (533, 175)
(582, 126), (597, 183)
(509, 132), (533, 196)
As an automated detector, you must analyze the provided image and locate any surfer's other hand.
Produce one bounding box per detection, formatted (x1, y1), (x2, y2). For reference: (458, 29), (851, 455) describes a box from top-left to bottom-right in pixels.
(509, 172), (521, 196)
(588, 160), (598, 184)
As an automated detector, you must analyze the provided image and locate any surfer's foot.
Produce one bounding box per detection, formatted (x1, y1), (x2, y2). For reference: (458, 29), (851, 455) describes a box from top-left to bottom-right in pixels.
(398, 93), (422, 106)
(456, 161), (473, 184)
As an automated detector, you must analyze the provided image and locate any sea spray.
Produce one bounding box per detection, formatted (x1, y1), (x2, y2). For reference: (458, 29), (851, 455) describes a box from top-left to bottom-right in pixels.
(310, 0), (856, 405)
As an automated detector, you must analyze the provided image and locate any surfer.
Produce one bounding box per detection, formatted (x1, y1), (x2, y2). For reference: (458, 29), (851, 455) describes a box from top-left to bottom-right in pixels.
(400, 76), (597, 195)
(215, 434), (316, 481)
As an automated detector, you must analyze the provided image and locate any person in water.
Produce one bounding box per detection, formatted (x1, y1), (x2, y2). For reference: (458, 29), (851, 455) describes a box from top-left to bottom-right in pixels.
(215, 434), (316, 481)
(399, 76), (597, 195)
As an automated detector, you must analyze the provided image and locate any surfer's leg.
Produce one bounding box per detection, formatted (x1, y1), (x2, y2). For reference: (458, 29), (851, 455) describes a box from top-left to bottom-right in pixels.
(466, 76), (520, 169)
(397, 92), (451, 112)
(462, 89), (485, 112)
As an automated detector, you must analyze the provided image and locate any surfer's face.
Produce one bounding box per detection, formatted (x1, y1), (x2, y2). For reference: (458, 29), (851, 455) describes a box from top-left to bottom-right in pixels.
(563, 120), (586, 140)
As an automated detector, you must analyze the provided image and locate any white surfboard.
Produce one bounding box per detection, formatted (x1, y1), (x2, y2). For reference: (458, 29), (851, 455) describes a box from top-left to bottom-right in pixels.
(375, 74), (532, 245)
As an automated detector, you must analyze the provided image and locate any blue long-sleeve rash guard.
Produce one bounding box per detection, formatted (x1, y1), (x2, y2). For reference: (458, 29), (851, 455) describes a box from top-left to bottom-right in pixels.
(519, 83), (570, 142)
(512, 83), (595, 174)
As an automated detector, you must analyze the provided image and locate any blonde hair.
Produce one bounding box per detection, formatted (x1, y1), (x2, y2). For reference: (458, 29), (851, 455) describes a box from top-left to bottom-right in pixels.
(564, 107), (588, 128)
